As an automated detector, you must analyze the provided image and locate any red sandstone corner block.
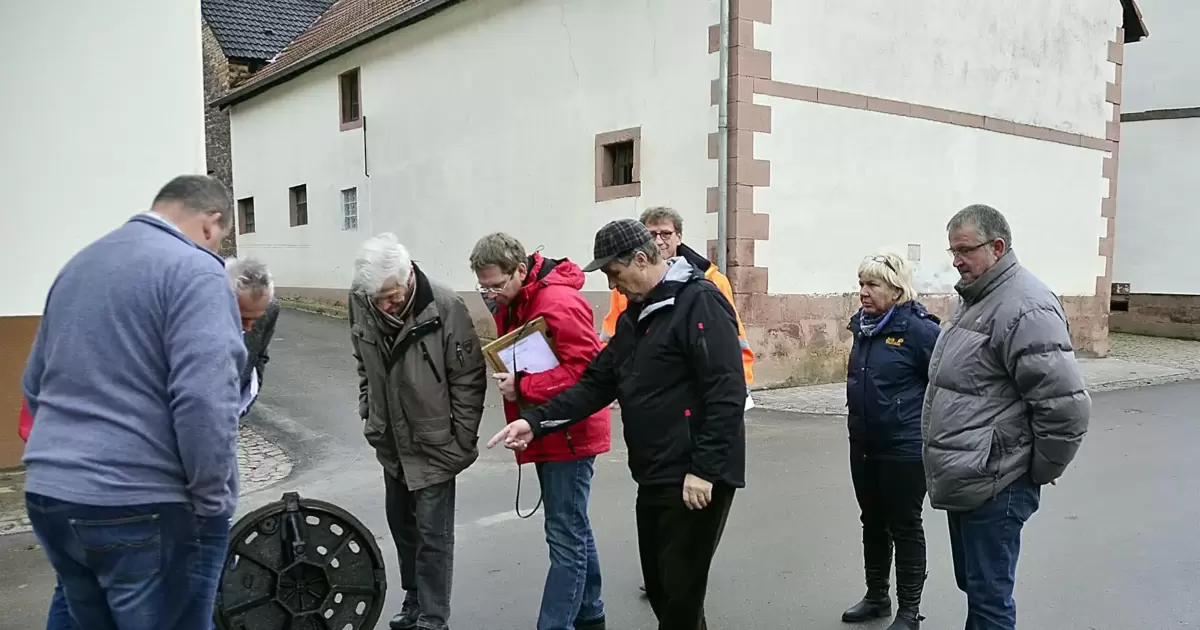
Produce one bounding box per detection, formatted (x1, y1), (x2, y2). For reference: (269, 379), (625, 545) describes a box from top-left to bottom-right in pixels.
(731, 0), (772, 24)
(730, 102), (772, 134)
(707, 184), (755, 213)
(730, 210), (770, 240)
(728, 238), (756, 267)
(729, 156), (770, 187)
(730, 46), (772, 80)
(1101, 197), (1116, 219)
(1107, 40), (1123, 64)
(727, 266), (768, 294)
(708, 19), (756, 53)
(1106, 82), (1122, 105)
(712, 76), (756, 106)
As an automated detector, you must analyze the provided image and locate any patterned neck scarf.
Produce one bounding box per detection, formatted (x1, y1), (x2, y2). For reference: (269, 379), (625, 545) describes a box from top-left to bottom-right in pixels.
(858, 306), (896, 337)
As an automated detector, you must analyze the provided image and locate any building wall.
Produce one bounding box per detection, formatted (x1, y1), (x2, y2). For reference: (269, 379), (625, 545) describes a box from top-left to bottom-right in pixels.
(710, 0), (1126, 385)
(229, 0), (719, 335)
(202, 21), (239, 257)
(0, 0), (208, 467)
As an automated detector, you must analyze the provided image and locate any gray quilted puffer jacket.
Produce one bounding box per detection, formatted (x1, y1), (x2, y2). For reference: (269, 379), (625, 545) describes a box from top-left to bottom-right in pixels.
(922, 251), (1090, 511)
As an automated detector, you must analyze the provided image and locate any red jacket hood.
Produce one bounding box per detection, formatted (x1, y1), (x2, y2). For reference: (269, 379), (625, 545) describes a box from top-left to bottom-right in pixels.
(516, 253), (585, 303)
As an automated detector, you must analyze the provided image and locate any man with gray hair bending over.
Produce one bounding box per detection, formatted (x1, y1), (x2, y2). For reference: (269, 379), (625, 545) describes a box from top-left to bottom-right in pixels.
(226, 256), (280, 417)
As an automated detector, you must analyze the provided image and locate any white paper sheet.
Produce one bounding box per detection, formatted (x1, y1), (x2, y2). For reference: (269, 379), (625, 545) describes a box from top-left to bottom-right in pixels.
(497, 333), (560, 374)
(745, 392), (755, 412)
(239, 368), (259, 417)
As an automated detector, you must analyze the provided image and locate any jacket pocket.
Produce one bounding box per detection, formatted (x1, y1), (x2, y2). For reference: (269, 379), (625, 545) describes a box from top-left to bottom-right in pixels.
(411, 418), (454, 446)
(420, 342), (443, 384)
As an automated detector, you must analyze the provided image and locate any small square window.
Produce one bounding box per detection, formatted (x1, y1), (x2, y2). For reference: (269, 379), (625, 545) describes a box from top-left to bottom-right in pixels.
(595, 127), (641, 202)
(339, 68), (362, 131)
(341, 187), (358, 231)
(238, 197), (255, 235)
(289, 185), (308, 227)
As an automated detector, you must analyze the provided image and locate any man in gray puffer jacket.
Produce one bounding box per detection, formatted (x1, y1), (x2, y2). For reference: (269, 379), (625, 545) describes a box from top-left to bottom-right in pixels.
(923, 204), (1090, 630)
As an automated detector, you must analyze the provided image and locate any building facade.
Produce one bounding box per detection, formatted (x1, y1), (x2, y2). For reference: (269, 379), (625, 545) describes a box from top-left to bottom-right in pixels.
(0, 0), (208, 468)
(1110, 0), (1200, 338)
(221, 0), (1146, 387)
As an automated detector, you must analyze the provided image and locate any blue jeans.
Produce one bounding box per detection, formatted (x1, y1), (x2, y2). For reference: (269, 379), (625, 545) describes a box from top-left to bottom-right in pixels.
(947, 474), (1041, 630)
(535, 457), (604, 630)
(47, 578), (76, 630)
(26, 493), (230, 630)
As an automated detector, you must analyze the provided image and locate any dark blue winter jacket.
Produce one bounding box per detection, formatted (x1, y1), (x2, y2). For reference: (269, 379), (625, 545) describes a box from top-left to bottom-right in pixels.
(846, 300), (942, 461)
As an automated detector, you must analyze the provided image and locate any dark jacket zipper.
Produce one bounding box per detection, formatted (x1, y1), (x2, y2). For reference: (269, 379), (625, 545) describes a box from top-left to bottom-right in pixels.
(420, 342), (442, 383)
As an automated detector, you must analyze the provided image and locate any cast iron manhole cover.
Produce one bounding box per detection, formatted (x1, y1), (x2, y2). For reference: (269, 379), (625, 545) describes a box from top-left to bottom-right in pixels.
(214, 492), (387, 630)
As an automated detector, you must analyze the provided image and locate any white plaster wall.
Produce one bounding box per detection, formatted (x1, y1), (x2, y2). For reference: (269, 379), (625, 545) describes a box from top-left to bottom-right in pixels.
(1113, 118), (1200, 294)
(1122, 0), (1199, 112)
(0, 0), (207, 316)
(230, 0), (717, 292)
(754, 100), (1108, 297)
(758, 0), (1123, 138)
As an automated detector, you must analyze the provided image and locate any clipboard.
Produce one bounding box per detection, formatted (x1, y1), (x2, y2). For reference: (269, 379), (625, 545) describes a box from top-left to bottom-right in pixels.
(481, 316), (560, 376)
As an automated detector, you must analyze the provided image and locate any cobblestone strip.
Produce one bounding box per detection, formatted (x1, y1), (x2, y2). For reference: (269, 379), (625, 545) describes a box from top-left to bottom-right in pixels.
(0, 424), (293, 536)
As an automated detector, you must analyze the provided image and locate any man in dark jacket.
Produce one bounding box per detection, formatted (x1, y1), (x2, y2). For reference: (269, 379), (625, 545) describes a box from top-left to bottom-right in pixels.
(225, 256), (280, 417)
(924, 205), (1090, 630)
(489, 219), (746, 630)
(350, 233), (488, 630)
(470, 232), (611, 630)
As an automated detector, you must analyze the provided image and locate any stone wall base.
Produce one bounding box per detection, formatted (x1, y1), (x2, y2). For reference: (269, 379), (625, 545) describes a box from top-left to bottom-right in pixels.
(738, 293), (1110, 389)
(1111, 293), (1200, 341)
(278, 287), (1110, 389)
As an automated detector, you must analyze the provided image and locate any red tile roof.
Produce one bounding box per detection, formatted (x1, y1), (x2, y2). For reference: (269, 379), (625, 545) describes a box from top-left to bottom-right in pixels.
(216, 0), (460, 107)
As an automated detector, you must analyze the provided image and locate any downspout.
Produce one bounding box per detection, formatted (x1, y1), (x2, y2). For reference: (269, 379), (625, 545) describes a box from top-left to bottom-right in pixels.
(715, 0), (731, 272)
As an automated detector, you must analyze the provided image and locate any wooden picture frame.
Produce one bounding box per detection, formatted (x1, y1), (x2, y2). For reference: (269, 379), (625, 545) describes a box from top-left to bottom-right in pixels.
(480, 316), (558, 375)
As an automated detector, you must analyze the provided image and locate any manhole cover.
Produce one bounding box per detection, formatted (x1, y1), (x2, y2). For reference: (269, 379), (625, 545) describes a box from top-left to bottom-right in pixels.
(214, 492), (387, 630)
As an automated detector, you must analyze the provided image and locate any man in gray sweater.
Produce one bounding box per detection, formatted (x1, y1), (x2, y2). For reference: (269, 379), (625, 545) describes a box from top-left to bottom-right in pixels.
(22, 175), (246, 629)
(922, 204), (1090, 630)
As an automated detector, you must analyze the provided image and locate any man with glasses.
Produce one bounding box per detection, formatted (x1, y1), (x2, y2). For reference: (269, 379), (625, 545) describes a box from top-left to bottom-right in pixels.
(469, 232), (610, 630)
(600, 207), (755, 391)
(488, 219), (746, 630)
(923, 204), (1090, 630)
(348, 233), (488, 630)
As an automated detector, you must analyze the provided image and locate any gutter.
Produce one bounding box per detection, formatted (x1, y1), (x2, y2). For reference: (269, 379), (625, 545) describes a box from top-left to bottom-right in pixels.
(715, 0), (731, 272)
(213, 0), (464, 109)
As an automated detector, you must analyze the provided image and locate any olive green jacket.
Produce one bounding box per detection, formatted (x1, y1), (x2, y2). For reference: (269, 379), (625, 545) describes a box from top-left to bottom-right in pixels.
(349, 264), (488, 490)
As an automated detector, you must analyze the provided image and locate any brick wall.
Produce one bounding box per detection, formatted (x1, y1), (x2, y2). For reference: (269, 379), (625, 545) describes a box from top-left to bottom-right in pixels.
(201, 21), (238, 258)
(1111, 294), (1200, 341)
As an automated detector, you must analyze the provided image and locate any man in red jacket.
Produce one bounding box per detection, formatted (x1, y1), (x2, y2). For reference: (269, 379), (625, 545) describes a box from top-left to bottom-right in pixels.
(470, 232), (611, 630)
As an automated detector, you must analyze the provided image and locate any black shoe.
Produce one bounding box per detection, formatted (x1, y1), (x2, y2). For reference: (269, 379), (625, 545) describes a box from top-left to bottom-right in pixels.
(884, 608), (922, 630)
(575, 614), (606, 630)
(389, 592), (420, 629)
(841, 594), (892, 623)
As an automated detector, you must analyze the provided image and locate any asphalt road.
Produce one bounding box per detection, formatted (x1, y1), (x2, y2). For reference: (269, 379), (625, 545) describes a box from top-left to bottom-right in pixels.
(2, 308), (1198, 629)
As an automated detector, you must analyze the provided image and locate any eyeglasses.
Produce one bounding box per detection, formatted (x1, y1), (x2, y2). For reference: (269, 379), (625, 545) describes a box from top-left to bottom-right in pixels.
(649, 230), (676, 241)
(864, 255), (898, 274)
(475, 274), (513, 295)
(946, 241), (992, 258)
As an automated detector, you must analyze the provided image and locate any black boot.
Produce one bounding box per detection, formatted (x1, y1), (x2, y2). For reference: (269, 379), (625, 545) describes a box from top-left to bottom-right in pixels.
(575, 614), (606, 629)
(389, 590), (420, 629)
(841, 588), (892, 623)
(885, 608), (922, 630)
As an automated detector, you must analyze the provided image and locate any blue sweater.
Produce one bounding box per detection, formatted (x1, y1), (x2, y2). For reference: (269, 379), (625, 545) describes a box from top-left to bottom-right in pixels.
(22, 214), (247, 517)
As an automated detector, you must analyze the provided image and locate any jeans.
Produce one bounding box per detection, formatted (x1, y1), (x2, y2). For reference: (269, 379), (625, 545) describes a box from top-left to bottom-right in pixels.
(947, 474), (1041, 630)
(47, 578), (76, 630)
(849, 446), (928, 611)
(535, 457), (604, 630)
(636, 482), (735, 630)
(26, 492), (230, 630)
(384, 471), (456, 630)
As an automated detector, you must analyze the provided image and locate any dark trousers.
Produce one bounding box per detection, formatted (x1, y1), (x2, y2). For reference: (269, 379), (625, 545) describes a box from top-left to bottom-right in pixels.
(26, 493), (229, 630)
(535, 457), (604, 630)
(636, 482), (735, 630)
(849, 447), (928, 611)
(947, 473), (1041, 630)
(384, 471), (457, 630)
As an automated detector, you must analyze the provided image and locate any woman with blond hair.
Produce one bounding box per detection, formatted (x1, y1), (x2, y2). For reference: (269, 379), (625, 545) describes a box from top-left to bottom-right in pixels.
(840, 253), (941, 630)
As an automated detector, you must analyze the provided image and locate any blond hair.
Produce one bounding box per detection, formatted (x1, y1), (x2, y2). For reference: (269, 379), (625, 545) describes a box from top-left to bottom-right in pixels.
(857, 252), (918, 304)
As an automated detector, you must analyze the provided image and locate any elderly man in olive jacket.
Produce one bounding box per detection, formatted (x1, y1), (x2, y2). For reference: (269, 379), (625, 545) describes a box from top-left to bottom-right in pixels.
(923, 204), (1090, 630)
(349, 233), (488, 630)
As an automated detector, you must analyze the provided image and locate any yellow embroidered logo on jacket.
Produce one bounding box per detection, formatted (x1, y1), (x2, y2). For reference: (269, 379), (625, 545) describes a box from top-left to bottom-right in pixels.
(885, 337), (904, 347)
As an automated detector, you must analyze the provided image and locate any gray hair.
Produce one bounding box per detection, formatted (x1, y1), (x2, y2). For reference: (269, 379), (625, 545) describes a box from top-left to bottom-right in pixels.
(225, 257), (274, 299)
(468, 232), (527, 274)
(640, 206), (684, 235)
(614, 240), (662, 266)
(947, 204), (1013, 249)
(352, 233), (412, 295)
(152, 175), (234, 230)
(858, 252), (918, 304)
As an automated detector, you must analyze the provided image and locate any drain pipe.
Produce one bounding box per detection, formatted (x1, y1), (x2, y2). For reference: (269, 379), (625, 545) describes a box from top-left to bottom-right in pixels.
(715, 0), (731, 273)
